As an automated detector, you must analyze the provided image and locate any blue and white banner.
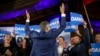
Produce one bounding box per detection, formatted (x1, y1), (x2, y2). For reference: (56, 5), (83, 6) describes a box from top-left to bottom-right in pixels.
(0, 29), (11, 37)
(50, 17), (60, 29)
(30, 25), (40, 32)
(91, 43), (100, 56)
(15, 24), (25, 36)
(70, 12), (83, 25)
(15, 24), (41, 37)
(64, 22), (78, 32)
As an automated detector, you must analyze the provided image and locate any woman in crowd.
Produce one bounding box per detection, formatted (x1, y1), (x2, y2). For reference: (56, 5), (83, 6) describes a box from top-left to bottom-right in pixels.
(90, 28), (100, 43)
(18, 36), (32, 56)
(0, 34), (18, 56)
(18, 38), (27, 56)
(88, 28), (100, 56)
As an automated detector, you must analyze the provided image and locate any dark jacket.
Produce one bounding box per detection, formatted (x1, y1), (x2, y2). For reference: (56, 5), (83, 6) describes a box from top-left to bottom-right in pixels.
(62, 48), (67, 56)
(18, 38), (32, 56)
(25, 16), (66, 56)
(67, 28), (90, 56)
(90, 33), (95, 43)
(0, 37), (18, 56)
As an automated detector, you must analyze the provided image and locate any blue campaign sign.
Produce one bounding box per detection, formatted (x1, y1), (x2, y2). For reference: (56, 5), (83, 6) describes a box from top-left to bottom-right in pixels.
(50, 17), (60, 29)
(15, 24), (25, 36)
(30, 25), (40, 32)
(64, 22), (77, 32)
(91, 43), (100, 56)
(70, 12), (83, 25)
(0, 29), (11, 37)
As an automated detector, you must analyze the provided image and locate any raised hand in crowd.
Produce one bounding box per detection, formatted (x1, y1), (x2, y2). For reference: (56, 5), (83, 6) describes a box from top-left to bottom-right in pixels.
(75, 28), (81, 36)
(5, 49), (12, 56)
(26, 10), (30, 20)
(60, 3), (65, 14)
(83, 20), (87, 28)
(90, 28), (93, 34)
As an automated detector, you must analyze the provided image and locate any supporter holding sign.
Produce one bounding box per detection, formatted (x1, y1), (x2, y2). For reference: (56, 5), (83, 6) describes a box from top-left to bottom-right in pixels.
(91, 43), (100, 56)
(89, 29), (100, 56)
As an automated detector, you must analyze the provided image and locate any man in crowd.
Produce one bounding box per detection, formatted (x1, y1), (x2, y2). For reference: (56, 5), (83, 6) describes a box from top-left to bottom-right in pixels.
(67, 21), (91, 56)
(57, 36), (67, 56)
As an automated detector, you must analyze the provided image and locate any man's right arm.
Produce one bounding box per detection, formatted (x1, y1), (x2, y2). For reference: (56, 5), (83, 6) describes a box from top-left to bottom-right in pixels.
(25, 10), (31, 35)
(90, 28), (95, 43)
(25, 20), (30, 35)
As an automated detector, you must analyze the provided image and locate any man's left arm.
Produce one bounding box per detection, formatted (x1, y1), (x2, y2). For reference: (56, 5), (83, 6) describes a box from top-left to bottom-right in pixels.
(54, 3), (66, 37)
(83, 21), (91, 48)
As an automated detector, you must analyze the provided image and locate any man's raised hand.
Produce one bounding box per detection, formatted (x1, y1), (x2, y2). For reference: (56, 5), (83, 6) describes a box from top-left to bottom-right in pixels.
(60, 3), (65, 14)
(82, 20), (87, 28)
(26, 10), (30, 20)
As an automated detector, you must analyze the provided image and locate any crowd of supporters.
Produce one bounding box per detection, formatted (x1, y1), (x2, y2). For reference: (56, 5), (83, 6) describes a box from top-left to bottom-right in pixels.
(0, 3), (100, 56)
(0, 21), (100, 56)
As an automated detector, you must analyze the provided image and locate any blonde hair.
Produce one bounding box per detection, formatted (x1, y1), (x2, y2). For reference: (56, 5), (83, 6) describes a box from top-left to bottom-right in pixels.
(40, 21), (49, 31)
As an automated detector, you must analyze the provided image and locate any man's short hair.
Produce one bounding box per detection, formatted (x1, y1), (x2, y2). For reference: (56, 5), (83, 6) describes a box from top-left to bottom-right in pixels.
(40, 21), (49, 31)
(95, 33), (100, 36)
(71, 32), (82, 39)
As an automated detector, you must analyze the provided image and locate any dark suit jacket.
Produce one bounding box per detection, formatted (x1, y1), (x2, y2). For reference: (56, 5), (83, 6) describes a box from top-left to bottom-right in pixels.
(25, 16), (66, 56)
(90, 33), (95, 43)
(62, 48), (67, 56)
(67, 28), (90, 56)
